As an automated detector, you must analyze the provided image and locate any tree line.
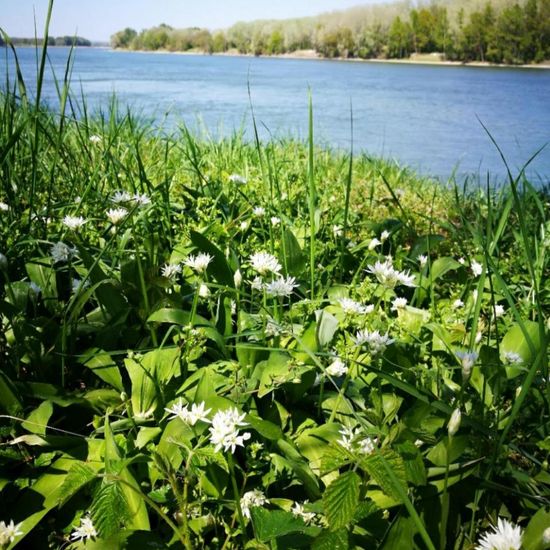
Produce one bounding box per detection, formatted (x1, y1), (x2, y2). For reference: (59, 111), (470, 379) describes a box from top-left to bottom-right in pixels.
(111, 0), (550, 65)
(0, 36), (91, 47)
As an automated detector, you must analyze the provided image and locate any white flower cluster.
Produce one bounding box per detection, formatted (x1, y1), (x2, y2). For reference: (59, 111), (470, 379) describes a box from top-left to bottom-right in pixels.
(229, 173), (247, 185)
(0, 201), (9, 212)
(161, 263), (182, 280)
(291, 502), (316, 525)
(353, 329), (394, 355)
(250, 252), (281, 276)
(111, 190), (151, 206)
(209, 407), (251, 453)
(326, 358), (348, 377)
(0, 519), (23, 545)
(338, 425), (377, 455)
(165, 400), (211, 426)
(63, 215), (86, 230)
(184, 253), (213, 274)
(338, 298), (373, 315)
(240, 489), (267, 518)
(70, 515), (97, 541)
(265, 276), (298, 297)
(106, 207), (127, 225)
(51, 241), (77, 263)
(475, 517), (522, 550)
(366, 258), (416, 288)
(455, 350), (478, 378)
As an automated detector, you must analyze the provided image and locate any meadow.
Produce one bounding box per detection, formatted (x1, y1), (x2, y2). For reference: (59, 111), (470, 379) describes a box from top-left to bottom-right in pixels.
(0, 37), (549, 550)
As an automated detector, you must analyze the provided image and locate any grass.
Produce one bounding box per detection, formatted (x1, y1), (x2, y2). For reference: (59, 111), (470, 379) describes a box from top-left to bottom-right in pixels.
(0, 29), (549, 550)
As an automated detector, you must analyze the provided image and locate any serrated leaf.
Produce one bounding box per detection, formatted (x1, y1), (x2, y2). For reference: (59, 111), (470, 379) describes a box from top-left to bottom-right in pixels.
(57, 463), (96, 507)
(250, 508), (306, 542)
(90, 481), (130, 538)
(322, 471), (361, 530)
(361, 448), (407, 503)
(312, 528), (349, 549)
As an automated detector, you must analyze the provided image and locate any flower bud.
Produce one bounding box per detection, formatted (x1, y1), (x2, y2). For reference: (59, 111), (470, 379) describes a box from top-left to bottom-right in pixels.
(447, 408), (461, 437)
(0, 252), (7, 271)
(234, 269), (242, 288)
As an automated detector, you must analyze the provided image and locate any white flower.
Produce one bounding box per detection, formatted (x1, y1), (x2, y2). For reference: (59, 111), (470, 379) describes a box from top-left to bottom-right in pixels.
(270, 216), (281, 226)
(198, 283), (210, 297)
(250, 252), (281, 276)
(502, 351), (522, 365)
(338, 298), (371, 315)
(184, 253), (213, 274)
(337, 425), (377, 455)
(111, 190), (131, 203)
(494, 304), (505, 318)
(452, 299), (464, 309)
(253, 206), (265, 217)
(291, 502), (316, 525)
(475, 517), (522, 550)
(161, 263), (181, 280)
(132, 193), (151, 206)
(447, 408), (461, 437)
(471, 260), (483, 277)
(51, 241), (76, 263)
(368, 237), (382, 250)
(380, 230), (391, 242)
(89, 134), (102, 143)
(353, 329), (394, 355)
(458, 257), (466, 265)
(240, 220), (249, 231)
(70, 516), (97, 541)
(63, 215), (86, 230)
(366, 258), (415, 288)
(251, 276), (265, 291)
(391, 297), (408, 310)
(543, 527), (550, 545)
(326, 358), (348, 377)
(0, 519), (23, 545)
(358, 437), (377, 455)
(265, 276), (298, 297)
(106, 207), (127, 224)
(165, 399), (211, 425)
(234, 269), (242, 288)
(209, 407), (251, 453)
(418, 254), (428, 267)
(455, 350), (478, 378)
(332, 225), (343, 237)
(240, 489), (267, 519)
(229, 174), (247, 185)
(0, 201), (9, 211)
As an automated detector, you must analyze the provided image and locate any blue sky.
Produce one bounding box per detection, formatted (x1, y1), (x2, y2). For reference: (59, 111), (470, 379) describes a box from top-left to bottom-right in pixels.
(1, 0), (370, 42)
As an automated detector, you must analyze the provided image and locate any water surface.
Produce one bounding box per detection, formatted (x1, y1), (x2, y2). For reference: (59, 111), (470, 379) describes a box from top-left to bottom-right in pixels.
(1, 47), (549, 182)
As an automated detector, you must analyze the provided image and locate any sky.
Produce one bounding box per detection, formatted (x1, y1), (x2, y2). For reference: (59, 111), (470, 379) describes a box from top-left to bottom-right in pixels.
(1, 0), (370, 42)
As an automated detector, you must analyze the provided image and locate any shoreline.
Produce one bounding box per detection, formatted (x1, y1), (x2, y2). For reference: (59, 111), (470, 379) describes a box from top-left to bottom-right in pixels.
(108, 47), (550, 70)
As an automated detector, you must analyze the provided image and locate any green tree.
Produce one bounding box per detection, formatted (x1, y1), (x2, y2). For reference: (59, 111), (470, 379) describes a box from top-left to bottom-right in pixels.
(388, 16), (413, 58)
(110, 27), (137, 49)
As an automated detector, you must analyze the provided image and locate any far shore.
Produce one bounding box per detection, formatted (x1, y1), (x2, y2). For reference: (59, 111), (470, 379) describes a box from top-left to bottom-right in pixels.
(108, 46), (550, 70)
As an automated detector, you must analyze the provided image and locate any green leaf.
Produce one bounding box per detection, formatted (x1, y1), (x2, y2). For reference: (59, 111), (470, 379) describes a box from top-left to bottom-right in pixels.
(361, 448), (407, 503)
(322, 471), (361, 530)
(281, 228), (306, 276)
(124, 355), (158, 419)
(382, 516), (416, 550)
(90, 481), (131, 538)
(57, 463), (96, 507)
(523, 506), (550, 550)
(246, 414), (283, 441)
(501, 321), (542, 378)
(22, 400), (53, 435)
(81, 348), (124, 392)
(429, 257), (461, 281)
(190, 230), (234, 287)
(312, 528), (349, 550)
(250, 508), (306, 542)
(254, 352), (293, 398)
(315, 310), (339, 348)
(426, 436), (469, 467)
(0, 370), (22, 414)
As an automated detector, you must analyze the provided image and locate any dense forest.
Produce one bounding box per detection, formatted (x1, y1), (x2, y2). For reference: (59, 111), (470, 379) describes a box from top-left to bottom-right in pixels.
(111, 0), (550, 64)
(0, 35), (91, 47)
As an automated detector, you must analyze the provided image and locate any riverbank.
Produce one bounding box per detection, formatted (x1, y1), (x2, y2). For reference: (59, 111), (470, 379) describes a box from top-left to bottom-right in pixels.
(110, 46), (550, 69)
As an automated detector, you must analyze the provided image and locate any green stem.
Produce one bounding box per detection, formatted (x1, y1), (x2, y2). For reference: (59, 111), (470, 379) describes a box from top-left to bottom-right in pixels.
(227, 453), (248, 544)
